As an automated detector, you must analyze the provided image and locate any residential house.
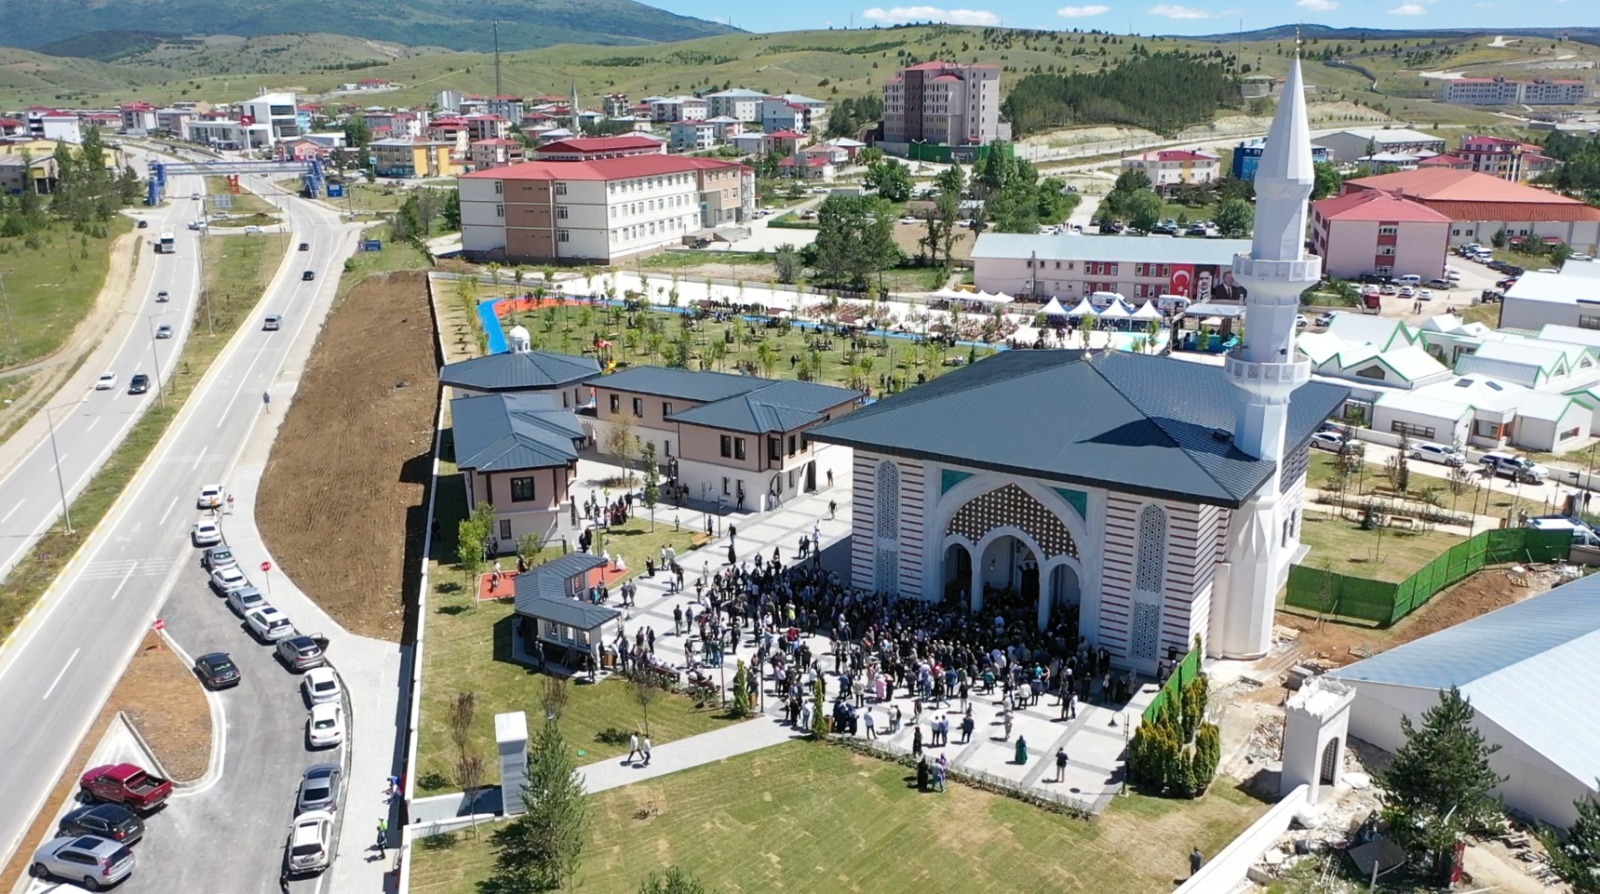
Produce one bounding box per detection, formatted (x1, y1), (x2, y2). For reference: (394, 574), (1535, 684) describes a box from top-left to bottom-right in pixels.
(1309, 189), (1452, 280)
(451, 392), (586, 547)
(470, 138), (525, 171)
(778, 155), (834, 182)
(669, 120), (718, 152)
(702, 116), (744, 142)
(369, 137), (459, 178)
(1120, 149), (1221, 187)
(583, 366), (862, 510)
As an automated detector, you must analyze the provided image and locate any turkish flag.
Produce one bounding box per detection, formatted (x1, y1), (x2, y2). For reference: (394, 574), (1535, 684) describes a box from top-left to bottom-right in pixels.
(1169, 264), (1194, 298)
(240, 114), (255, 126)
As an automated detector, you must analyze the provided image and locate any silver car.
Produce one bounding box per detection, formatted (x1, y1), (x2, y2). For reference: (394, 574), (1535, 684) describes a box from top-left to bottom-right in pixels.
(30, 835), (135, 890)
(227, 585), (267, 616)
(277, 634), (325, 671)
(295, 763), (342, 814)
(285, 810), (333, 876)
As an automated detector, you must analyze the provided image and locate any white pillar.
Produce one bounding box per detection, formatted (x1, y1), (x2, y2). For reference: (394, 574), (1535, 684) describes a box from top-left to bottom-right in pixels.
(1281, 677), (1356, 803)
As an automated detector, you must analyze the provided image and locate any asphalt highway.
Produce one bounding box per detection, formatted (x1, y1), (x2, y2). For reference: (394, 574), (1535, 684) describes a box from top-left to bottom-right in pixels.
(0, 177), (358, 883)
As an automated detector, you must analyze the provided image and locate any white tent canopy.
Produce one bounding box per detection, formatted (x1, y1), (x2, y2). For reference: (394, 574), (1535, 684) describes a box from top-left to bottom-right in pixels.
(1098, 300), (1132, 318)
(1066, 298), (1098, 317)
(1132, 302), (1164, 321)
(965, 290), (1011, 306)
(1039, 297), (1068, 317)
(929, 287), (969, 301)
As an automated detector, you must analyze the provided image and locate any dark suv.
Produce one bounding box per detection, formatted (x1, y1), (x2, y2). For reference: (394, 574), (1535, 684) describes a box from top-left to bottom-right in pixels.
(57, 805), (144, 845)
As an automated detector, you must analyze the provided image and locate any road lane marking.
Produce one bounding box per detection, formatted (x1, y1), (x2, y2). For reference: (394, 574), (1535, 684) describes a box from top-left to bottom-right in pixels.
(108, 563), (138, 601)
(42, 649), (80, 701)
(85, 418), (99, 433)
(158, 496), (178, 526)
(0, 500), (21, 523)
(192, 450), (205, 471)
(52, 453), (68, 470)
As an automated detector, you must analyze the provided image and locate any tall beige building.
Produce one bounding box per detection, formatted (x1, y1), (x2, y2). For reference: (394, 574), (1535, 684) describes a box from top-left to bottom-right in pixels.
(882, 61), (1001, 147)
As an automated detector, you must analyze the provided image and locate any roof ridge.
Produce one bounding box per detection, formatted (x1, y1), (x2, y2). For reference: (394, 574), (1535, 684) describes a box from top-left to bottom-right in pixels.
(1089, 354), (1246, 499)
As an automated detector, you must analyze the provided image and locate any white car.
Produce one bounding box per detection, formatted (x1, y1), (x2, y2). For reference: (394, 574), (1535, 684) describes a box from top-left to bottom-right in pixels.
(227, 585), (267, 616)
(1417, 289), (1433, 302)
(95, 372), (117, 390)
(245, 605), (295, 642)
(1309, 431), (1359, 452)
(209, 565), (248, 594)
(899, 216), (918, 225)
(1409, 442), (1466, 467)
(302, 667), (342, 705)
(197, 484), (224, 510)
(286, 810), (334, 876)
(307, 703), (345, 748)
(192, 521), (223, 547)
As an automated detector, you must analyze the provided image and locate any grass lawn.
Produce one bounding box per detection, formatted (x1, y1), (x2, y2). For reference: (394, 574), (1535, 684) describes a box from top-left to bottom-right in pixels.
(584, 515), (706, 584)
(416, 592), (735, 794)
(1458, 301), (1500, 327)
(1306, 452), (1562, 528)
(504, 301), (994, 393)
(410, 742), (1269, 894)
(336, 224), (433, 303)
(1298, 514), (1465, 582)
(202, 177), (278, 217)
(0, 216), (133, 368)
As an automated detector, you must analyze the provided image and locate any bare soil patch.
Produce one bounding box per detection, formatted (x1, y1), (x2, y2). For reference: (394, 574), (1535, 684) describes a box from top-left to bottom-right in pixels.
(258, 271), (437, 641)
(0, 631), (211, 892)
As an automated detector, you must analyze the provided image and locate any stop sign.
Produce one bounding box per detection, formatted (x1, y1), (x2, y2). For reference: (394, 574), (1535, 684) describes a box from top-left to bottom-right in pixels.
(152, 618), (166, 631)
(261, 561), (272, 573)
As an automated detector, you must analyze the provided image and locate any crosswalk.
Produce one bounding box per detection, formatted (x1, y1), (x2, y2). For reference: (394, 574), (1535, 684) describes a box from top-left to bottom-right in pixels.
(75, 557), (176, 582)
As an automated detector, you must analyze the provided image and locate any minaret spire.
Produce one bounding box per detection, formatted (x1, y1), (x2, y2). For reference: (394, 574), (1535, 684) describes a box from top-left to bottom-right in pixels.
(1251, 53), (1316, 264)
(570, 82), (580, 134)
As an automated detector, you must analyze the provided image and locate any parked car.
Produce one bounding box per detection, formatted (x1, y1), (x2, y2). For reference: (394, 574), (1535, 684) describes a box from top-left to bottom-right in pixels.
(1398, 285), (1416, 299)
(1314, 311), (1336, 328)
(295, 763), (342, 814)
(95, 372), (117, 391)
(136, 220), (149, 229)
(1479, 451), (1549, 484)
(155, 324), (173, 339)
(246, 606), (295, 642)
(301, 667), (342, 705)
(79, 764), (172, 810)
(1294, 314), (1309, 329)
(57, 805), (144, 846)
(1309, 431), (1362, 452)
(127, 374), (151, 395)
(1379, 283), (1398, 295)
(209, 566), (249, 594)
(244, 225), (262, 234)
(201, 545), (237, 572)
(227, 585), (267, 616)
(196, 484), (224, 510)
(1408, 442), (1466, 467)
(286, 811), (334, 875)
(1425, 278), (1451, 289)
(194, 652), (242, 690)
(29, 836), (135, 890)
(263, 314), (282, 331)
(278, 634), (327, 671)
(307, 703), (345, 748)
(191, 521), (223, 547)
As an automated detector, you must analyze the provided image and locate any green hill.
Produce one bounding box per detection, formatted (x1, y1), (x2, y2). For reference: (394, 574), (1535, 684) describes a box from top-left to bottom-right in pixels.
(0, 46), (172, 101)
(0, 0), (738, 53)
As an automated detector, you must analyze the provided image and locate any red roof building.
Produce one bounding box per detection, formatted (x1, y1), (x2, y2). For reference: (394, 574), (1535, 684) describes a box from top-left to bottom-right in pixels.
(1343, 168), (1600, 255)
(1310, 189), (1453, 280)
(532, 134), (665, 162)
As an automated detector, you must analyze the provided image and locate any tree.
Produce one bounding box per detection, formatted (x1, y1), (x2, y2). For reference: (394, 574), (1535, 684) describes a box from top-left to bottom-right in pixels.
(863, 159), (913, 202)
(1113, 168), (1152, 194)
(632, 674), (663, 736)
(1539, 783), (1600, 893)
(729, 660), (752, 718)
(1125, 188), (1163, 233)
(604, 413), (639, 482)
(541, 676), (570, 724)
(641, 441), (660, 529)
(457, 502), (496, 579)
(638, 867), (714, 894)
(809, 679), (829, 738)
(1379, 686), (1506, 872)
(343, 116), (372, 151)
(449, 690), (477, 759)
(1214, 197), (1255, 238)
(808, 195), (900, 290)
(772, 243), (801, 284)
(489, 717), (589, 893)
(1311, 161), (1343, 200)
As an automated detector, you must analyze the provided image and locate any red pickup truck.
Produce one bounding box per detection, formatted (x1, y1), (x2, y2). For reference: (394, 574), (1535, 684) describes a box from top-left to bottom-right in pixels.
(80, 763), (173, 810)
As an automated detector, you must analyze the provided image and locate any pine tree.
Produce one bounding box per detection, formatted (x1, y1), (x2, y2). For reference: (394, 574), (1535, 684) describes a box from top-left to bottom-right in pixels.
(1379, 686), (1505, 868)
(638, 866), (713, 894)
(489, 719), (590, 893)
(1539, 783), (1600, 893)
(729, 660), (752, 719)
(809, 679), (829, 738)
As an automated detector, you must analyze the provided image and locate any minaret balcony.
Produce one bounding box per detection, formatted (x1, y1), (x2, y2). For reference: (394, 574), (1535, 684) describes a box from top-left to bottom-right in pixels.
(1226, 352), (1311, 396)
(1231, 255), (1323, 286)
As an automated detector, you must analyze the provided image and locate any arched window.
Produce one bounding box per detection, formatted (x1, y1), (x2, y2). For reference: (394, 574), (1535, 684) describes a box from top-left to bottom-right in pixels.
(876, 461), (900, 538)
(1135, 504), (1167, 595)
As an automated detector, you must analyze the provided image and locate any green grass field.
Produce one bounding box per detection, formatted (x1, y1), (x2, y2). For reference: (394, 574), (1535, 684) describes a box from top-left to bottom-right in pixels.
(1299, 514), (1466, 582)
(0, 216), (134, 369)
(410, 741), (1269, 894)
(335, 224), (433, 303)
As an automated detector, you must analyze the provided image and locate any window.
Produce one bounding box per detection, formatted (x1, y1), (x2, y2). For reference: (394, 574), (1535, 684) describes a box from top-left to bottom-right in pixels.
(1390, 421), (1436, 440)
(499, 519), (512, 541)
(543, 619), (558, 639)
(720, 435), (732, 457)
(1377, 245), (1395, 256)
(788, 434), (797, 455)
(495, 204), (504, 218)
(1473, 419), (1502, 439)
(662, 401), (673, 417)
(1135, 505), (1167, 595)
(556, 205), (568, 220)
(631, 397), (643, 417)
(734, 438), (746, 460)
(722, 476), (730, 495)
(510, 477), (536, 502)
(557, 230), (570, 243)
(555, 182), (567, 196)
(1580, 315), (1600, 330)
(609, 394), (620, 413)
(493, 181), (503, 195)
(1563, 426), (1582, 441)
(1377, 225), (1398, 236)
(769, 437), (782, 461)
(1375, 265), (1392, 277)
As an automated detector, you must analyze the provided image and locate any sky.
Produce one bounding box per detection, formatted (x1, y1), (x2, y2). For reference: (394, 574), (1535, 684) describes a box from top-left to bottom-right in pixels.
(649, 0), (1583, 38)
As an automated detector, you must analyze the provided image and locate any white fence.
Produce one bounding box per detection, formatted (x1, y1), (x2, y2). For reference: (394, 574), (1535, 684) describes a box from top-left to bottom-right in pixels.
(1174, 784), (1310, 894)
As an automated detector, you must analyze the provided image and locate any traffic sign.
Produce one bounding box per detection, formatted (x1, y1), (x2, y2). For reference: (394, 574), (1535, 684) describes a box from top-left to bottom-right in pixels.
(152, 618), (166, 631)
(261, 561), (272, 573)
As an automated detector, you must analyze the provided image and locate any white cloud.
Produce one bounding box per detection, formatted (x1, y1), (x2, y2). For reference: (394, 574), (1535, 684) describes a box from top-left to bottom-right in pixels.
(1148, 4), (1214, 18)
(1296, 0), (1339, 9)
(1388, 2), (1426, 12)
(861, 5), (1002, 25)
(1057, 4), (1111, 15)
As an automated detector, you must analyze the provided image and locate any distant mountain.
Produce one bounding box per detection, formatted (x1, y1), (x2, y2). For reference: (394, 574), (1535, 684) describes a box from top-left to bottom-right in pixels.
(0, 0), (739, 53)
(1185, 24), (1600, 47)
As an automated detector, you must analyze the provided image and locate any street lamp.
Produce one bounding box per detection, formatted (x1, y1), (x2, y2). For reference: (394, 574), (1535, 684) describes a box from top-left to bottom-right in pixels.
(145, 310), (179, 408)
(44, 398), (87, 533)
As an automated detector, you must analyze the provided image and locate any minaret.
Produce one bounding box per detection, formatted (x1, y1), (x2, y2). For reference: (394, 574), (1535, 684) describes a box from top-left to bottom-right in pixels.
(570, 83), (581, 135)
(1211, 51), (1320, 660)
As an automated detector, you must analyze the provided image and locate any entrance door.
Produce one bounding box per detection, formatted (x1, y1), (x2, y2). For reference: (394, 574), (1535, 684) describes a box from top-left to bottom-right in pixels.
(1020, 560), (1039, 607)
(805, 461), (816, 492)
(1320, 738), (1340, 786)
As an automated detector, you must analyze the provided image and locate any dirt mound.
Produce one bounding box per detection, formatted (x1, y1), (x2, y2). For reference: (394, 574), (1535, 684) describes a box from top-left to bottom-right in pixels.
(257, 271), (437, 641)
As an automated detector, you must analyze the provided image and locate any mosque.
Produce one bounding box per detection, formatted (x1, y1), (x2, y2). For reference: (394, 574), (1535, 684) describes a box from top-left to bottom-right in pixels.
(809, 56), (1350, 671)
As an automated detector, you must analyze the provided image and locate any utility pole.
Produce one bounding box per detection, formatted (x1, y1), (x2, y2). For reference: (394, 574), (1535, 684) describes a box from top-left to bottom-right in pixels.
(493, 20), (502, 101)
(0, 271), (16, 364)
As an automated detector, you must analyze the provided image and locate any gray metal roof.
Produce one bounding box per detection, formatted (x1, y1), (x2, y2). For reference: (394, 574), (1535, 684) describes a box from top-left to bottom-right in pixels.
(585, 366), (771, 403)
(512, 554), (617, 629)
(807, 350), (1349, 508)
(439, 350), (600, 393)
(669, 379), (861, 434)
(451, 393), (584, 472)
(1328, 574), (1600, 789)
(970, 233), (1253, 266)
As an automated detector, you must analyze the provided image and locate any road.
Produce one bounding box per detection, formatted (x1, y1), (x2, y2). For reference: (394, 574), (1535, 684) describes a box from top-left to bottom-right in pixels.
(0, 178), (359, 884)
(0, 165), (206, 583)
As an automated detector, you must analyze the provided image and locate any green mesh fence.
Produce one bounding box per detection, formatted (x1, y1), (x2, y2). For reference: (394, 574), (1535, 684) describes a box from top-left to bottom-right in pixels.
(1286, 527), (1574, 627)
(1141, 643), (1202, 725)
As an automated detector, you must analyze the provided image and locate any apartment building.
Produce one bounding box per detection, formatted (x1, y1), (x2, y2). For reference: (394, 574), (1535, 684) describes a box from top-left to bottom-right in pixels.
(882, 61), (1002, 147)
(704, 88), (768, 122)
(1120, 149), (1221, 187)
(970, 233), (1254, 302)
(483, 95), (526, 122)
(533, 135), (666, 161)
(1233, 136), (1330, 181)
(1519, 78), (1588, 104)
(647, 96), (708, 123)
(1441, 77), (1588, 106)
(758, 98), (817, 134)
(118, 102), (158, 134)
(237, 92), (300, 146)
(24, 108), (81, 143)
(1309, 189), (1452, 280)
(369, 137), (459, 178)
(469, 138), (525, 171)
(457, 155), (750, 264)
(669, 121), (718, 152)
